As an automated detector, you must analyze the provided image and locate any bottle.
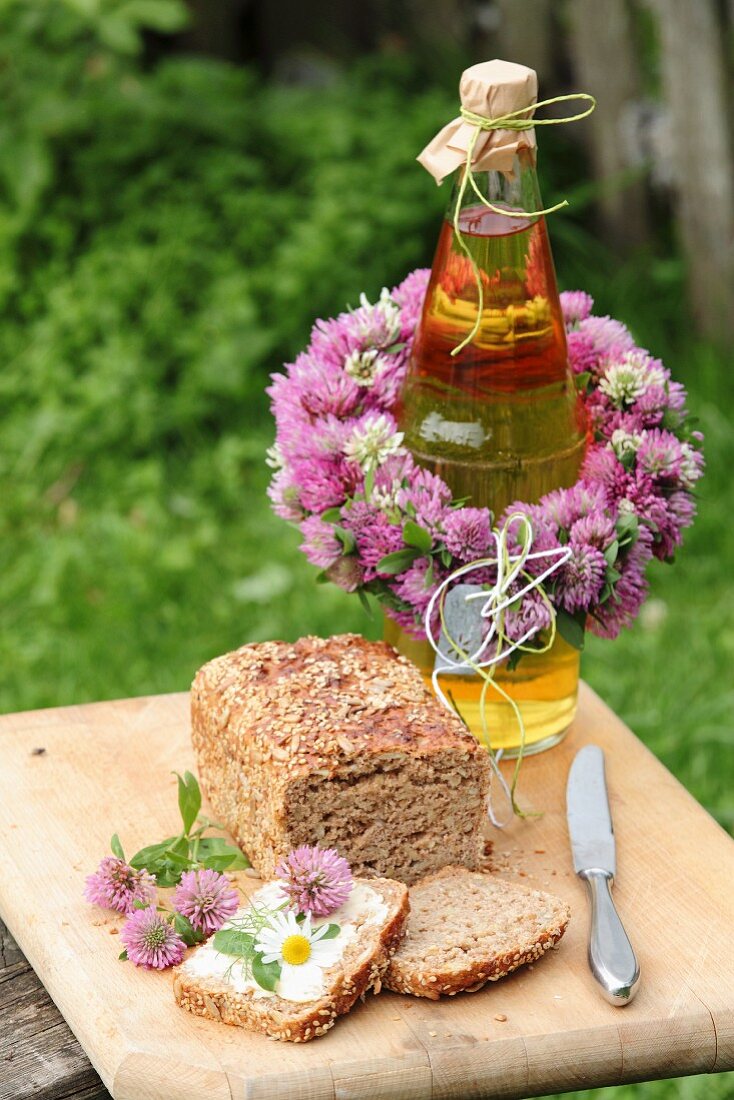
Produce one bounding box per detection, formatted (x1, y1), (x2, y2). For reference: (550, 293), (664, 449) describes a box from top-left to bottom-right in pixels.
(387, 61), (587, 755)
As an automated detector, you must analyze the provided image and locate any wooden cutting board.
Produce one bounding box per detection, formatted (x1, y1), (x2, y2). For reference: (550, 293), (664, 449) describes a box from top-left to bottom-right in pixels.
(0, 684), (732, 1100)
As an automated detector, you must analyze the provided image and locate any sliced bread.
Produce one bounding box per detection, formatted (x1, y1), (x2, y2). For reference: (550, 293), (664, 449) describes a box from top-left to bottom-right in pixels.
(173, 876), (409, 1042)
(384, 866), (569, 999)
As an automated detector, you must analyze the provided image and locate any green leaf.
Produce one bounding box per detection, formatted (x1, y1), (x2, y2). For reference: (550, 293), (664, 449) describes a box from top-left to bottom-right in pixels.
(163, 848), (194, 868)
(151, 862), (182, 888)
(110, 834), (125, 861)
(316, 923), (340, 940)
(321, 507), (342, 523)
(333, 526), (356, 553)
(383, 341), (407, 354)
(376, 547), (420, 575)
(213, 929), (255, 957)
(356, 588), (374, 619)
(555, 608), (586, 651)
(605, 565), (622, 585)
(129, 838), (178, 871)
(252, 953), (281, 992)
(176, 771), (201, 835)
(196, 836), (250, 870)
(174, 913), (205, 947)
(603, 540), (619, 566)
(119, 950), (128, 962)
(440, 548), (453, 567)
(505, 648), (525, 672)
(402, 520), (433, 553)
(364, 579), (413, 613)
(615, 512), (639, 546)
(169, 834), (191, 859)
(574, 370), (591, 393)
(364, 466), (375, 499)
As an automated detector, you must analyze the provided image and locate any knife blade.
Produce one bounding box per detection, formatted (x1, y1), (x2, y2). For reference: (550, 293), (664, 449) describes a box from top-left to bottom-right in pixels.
(566, 744), (640, 1005)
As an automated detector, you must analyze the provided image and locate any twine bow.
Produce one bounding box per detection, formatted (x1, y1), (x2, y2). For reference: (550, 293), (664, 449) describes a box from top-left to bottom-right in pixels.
(424, 513), (572, 825)
(451, 92), (596, 356)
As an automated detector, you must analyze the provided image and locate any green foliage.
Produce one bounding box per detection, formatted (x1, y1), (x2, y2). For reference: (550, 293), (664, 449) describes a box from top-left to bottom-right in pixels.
(0, 9), (732, 1096)
(126, 768), (248, 885)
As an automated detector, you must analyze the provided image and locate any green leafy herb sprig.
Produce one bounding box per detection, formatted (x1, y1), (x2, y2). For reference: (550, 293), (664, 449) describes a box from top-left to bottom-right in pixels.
(115, 770), (249, 889)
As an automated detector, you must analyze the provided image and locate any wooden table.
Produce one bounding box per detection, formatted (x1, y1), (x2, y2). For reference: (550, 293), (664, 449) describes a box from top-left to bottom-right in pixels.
(0, 685), (733, 1100)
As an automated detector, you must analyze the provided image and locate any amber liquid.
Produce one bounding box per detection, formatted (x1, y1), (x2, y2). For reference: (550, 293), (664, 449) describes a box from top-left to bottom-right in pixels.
(399, 206), (586, 510)
(392, 204), (586, 754)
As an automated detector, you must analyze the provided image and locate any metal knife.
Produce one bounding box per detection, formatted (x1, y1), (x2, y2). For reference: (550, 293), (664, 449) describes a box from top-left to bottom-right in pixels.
(566, 744), (640, 1005)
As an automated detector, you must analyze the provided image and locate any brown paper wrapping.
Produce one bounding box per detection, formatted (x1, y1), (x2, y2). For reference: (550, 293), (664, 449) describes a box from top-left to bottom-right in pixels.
(418, 59), (538, 184)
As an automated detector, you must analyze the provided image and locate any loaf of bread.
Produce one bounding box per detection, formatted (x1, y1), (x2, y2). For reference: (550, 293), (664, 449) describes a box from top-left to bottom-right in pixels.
(384, 866), (570, 998)
(191, 634), (490, 884)
(174, 876), (409, 1042)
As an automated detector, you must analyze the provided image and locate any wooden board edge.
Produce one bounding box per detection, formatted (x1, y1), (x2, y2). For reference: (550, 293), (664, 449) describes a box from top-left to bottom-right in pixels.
(113, 1049), (231, 1100)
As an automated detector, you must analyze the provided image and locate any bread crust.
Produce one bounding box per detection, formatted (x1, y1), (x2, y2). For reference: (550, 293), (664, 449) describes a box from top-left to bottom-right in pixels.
(384, 867), (570, 1000)
(190, 634), (490, 882)
(173, 878), (409, 1042)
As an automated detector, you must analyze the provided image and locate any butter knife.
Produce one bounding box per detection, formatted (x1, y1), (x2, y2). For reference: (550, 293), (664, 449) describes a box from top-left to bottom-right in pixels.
(566, 744), (640, 1005)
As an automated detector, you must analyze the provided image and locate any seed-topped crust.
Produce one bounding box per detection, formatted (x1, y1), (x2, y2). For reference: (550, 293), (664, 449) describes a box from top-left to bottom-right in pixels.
(384, 866), (570, 999)
(191, 634), (491, 882)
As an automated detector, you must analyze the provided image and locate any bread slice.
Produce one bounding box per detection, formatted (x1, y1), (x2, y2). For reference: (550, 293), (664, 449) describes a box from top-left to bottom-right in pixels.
(384, 866), (569, 999)
(173, 876), (409, 1042)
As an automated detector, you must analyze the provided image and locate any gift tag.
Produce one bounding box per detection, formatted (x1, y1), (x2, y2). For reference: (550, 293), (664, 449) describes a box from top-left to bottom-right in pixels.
(434, 583), (486, 674)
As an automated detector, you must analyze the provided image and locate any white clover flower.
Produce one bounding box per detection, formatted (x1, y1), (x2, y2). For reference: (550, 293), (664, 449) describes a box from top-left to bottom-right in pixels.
(344, 414), (404, 473)
(254, 910), (342, 1002)
(609, 429), (643, 461)
(370, 477), (403, 510)
(344, 348), (387, 387)
(265, 443), (284, 470)
(599, 351), (666, 408)
(599, 360), (647, 407)
(625, 349), (667, 390)
(356, 287), (401, 347)
(679, 442), (701, 489)
(617, 498), (636, 515)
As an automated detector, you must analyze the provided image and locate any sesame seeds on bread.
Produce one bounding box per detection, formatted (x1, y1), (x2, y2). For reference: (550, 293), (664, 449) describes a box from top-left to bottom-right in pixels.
(173, 876), (409, 1042)
(384, 866), (570, 999)
(191, 634), (491, 884)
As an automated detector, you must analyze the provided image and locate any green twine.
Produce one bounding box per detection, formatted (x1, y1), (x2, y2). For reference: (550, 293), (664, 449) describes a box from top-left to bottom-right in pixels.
(450, 92), (596, 356)
(436, 512), (562, 821)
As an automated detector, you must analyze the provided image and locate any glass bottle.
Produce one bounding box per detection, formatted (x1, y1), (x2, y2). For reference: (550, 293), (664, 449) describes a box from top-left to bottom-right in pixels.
(389, 145), (587, 755)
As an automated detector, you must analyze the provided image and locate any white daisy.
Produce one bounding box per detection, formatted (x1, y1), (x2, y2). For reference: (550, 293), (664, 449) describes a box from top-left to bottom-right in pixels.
(254, 911), (342, 1001)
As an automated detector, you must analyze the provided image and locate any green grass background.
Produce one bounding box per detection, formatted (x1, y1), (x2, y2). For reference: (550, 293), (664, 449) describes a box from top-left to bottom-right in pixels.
(0, 6), (732, 1098)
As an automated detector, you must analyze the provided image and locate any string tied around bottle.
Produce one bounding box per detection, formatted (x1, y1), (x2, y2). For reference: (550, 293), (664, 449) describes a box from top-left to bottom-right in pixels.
(424, 512), (572, 827)
(451, 92), (596, 356)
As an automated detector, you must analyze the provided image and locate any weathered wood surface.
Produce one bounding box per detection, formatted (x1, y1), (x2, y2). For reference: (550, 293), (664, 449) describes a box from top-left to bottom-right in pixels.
(0, 686), (733, 1100)
(0, 917), (109, 1100)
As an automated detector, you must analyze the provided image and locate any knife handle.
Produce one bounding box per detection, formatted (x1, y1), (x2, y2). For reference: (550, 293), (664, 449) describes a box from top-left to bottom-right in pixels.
(580, 869), (640, 1006)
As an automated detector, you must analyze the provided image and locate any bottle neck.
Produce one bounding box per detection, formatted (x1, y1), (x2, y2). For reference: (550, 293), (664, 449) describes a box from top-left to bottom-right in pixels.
(446, 148), (544, 227)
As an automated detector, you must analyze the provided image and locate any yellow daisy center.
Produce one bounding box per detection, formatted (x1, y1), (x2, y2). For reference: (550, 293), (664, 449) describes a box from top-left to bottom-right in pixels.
(281, 934), (312, 966)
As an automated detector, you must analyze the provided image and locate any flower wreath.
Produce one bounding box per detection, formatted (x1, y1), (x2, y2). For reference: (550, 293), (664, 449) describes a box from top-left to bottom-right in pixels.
(267, 270), (703, 654)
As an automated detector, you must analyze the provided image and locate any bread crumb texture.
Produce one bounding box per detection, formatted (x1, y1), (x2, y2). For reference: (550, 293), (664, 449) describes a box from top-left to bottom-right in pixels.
(384, 866), (570, 999)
